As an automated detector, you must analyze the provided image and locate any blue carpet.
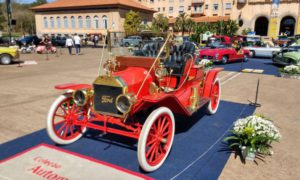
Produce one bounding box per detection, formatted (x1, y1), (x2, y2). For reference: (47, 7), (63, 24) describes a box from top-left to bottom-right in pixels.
(216, 58), (280, 76)
(0, 101), (255, 180)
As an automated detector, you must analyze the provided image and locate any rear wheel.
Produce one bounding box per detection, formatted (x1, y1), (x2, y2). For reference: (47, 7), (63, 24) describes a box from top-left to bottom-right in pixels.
(47, 94), (88, 145)
(221, 56), (228, 64)
(125, 42), (129, 47)
(0, 54), (12, 65)
(138, 107), (175, 172)
(206, 78), (221, 115)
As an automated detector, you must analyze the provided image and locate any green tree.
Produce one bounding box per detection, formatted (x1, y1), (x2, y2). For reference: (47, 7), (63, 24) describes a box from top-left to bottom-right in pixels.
(186, 18), (195, 35)
(242, 27), (252, 35)
(174, 13), (189, 36)
(152, 13), (168, 32)
(123, 10), (141, 36)
(0, 3), (5, 30)
(31, 0), (48, 7)
(224, 20), (239, 36)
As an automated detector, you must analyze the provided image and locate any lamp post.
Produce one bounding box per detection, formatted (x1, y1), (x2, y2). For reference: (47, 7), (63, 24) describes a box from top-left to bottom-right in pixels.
(220, 0), (224, 35)
(6, 0), (12, 46)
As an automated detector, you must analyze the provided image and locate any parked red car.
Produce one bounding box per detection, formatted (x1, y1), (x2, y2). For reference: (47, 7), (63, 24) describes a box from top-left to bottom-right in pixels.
(198, 47), (251, 64)
(46, 32), (222, 172)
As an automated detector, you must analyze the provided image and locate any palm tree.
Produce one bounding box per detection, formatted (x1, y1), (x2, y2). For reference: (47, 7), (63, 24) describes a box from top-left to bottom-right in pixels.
(225, 20), (239, 36)
(152, 13), (169, 32)
(186, 19), (195, 35)
(174, 13), (189, 36)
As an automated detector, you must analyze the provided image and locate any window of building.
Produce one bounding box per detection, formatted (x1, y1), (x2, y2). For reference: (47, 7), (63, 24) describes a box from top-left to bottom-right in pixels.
(213, 4), (218, 11)
(43, 17), (48, 28)
(213, 14), (217, 16)
(78, 16), (83, 28)
(56, 17), (61, 29)
(94, 16), (99, 29)
(179, 0), (184, 2)
(50, 17), (54, 28)
(158, 7), (160, 11)
(225, 13), (230, 16)
(102, 15), (108, 29)
(71, 16), (75, 28)
(225, 3), (232, 9)
(150, 0), (154, 3)
(63, 16), (68, 28)
(86, 16), (91, 28)
(205, 4), (208, 9)
(163, 7), (165, 12)
(169, 0), (173, 2)
(169, 7), (173, 14)
(188, 6), (191, 10)
(179, 6), (184, 14)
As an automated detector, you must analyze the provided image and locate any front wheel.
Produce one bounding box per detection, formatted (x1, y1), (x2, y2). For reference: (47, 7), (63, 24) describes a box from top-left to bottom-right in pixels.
(221, 56), (228, 64)
(243, 54), (249, 62)
(206, 78), (221, 115)
(0, 54), (12, 65)
(47, 94), (88, 145)
(138, 107), (175, 172)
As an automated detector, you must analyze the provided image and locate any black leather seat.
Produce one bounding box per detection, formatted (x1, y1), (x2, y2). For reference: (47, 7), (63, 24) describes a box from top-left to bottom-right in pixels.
(133, 41), (163, 57)
(164, 42), (195, 75)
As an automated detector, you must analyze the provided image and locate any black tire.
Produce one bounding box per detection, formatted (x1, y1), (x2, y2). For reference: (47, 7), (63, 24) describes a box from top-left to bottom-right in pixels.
(250, 50), (255, 57)
(0, 54), (12, 65)
(125, 42), (129, 47)
(221, 56), (228, 64)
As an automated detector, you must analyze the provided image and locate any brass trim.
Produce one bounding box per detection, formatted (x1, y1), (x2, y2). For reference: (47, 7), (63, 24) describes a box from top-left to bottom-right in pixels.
(189, 87), (199, 110)
(115, 93), (136, 114)
(73, 90), (88, 106)
(149, 82), (160, 95)
(93, 75), (128, 117)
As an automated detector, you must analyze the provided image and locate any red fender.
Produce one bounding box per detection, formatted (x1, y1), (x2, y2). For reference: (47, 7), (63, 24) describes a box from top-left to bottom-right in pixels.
(54, 83), (92, 91)
(203, 68), (223, 98)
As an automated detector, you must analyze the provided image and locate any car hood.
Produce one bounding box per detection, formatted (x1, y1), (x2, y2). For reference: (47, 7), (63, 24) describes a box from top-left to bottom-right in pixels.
(0, 47), (17, 53)
(283, 52), (300, 61)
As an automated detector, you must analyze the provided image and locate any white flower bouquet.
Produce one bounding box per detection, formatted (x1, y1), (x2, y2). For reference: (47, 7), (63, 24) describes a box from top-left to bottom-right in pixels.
(281, 65), (300, 75)
(198, 59), (213, 68)
(224, 115), (281, 156)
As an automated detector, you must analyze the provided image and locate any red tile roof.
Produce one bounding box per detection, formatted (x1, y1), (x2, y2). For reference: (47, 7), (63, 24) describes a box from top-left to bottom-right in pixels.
(31, 0), (156, 13)
(169, 16), (230, 24)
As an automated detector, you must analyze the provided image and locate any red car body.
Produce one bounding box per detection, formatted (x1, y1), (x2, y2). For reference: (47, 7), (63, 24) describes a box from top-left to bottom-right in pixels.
(198, 47), (251, 64)
(46, 36), (223, 172)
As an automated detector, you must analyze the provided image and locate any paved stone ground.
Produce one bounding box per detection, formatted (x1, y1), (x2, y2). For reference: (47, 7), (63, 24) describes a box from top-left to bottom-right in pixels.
(0, 47), (299, 179)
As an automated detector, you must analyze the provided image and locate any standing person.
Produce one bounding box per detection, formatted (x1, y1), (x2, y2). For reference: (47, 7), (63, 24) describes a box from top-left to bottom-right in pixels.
(74, 33), (81, 55)
(65, 35), (74, 55)
(94, 35), (99, 47)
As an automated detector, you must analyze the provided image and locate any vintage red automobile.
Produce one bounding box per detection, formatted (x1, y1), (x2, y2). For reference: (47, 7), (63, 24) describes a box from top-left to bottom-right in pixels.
(46, 32), (222, 172)
(198, 47), (251, 64)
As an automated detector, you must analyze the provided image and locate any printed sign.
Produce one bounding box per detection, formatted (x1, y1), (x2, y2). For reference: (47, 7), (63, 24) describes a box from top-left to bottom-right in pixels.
(0, 144), (151, 180)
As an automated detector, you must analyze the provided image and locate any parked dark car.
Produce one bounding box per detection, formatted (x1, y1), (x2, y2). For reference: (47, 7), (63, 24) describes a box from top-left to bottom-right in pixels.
(16, 36), (40, 47)
(51, 36), (67, 47)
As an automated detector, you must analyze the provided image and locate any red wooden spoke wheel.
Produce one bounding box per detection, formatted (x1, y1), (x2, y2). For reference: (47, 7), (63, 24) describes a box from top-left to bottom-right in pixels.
(47, 94), (88, 144)
(138, 107), (175, 172)
(207, 78), (221, 115)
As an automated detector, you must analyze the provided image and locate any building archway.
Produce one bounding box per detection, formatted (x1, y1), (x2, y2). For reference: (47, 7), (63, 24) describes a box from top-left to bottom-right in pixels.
(254, 16), (269, 36)
(280, 16), (295, 36)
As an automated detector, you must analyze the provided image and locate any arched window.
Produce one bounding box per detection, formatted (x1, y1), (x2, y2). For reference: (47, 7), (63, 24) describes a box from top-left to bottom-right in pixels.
(63, 16), (68, 28)
(86, 16), (91, 29)
(43, 17), (48, 28)
(56, 17), (61, 29)
(71, 16), (75, 28)
(94, 15), (99, 29)
(78, 16), (83, 28)
(50, 17), (54, 28)
(102, 15), (107, 29)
